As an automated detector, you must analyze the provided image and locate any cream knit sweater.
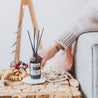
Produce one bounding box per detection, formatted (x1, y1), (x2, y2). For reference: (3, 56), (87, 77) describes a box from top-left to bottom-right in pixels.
(56, 0), (98, 50)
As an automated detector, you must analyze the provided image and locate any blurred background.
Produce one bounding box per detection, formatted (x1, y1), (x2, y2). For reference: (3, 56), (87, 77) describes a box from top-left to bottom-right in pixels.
(0, 0), (89, 69)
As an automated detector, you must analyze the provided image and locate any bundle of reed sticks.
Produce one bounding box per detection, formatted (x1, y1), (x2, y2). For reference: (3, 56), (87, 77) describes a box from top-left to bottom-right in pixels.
(27, 28), (44, 57)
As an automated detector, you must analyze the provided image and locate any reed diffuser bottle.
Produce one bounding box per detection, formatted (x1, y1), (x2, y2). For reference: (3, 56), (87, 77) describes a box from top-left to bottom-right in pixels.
(28, 28), (44, 79)
(30, 53), (41, 79)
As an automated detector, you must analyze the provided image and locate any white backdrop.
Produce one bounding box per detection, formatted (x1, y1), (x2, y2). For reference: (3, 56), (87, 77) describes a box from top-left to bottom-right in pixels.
(0, 0), (89, 69)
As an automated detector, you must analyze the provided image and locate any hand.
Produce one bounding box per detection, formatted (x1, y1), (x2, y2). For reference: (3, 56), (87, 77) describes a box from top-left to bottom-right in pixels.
(44, 46), (73, 71)
(38, 42), (64, 69)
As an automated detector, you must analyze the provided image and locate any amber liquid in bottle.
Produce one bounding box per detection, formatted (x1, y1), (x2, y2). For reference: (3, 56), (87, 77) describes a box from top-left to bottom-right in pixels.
(30, 54), (41, 79)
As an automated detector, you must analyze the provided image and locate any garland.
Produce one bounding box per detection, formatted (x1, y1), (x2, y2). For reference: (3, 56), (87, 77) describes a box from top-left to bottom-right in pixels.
(12, 61), (28, 70)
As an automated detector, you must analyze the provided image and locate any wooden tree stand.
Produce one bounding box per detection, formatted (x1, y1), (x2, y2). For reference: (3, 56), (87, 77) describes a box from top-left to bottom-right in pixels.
(14, 0), (42, 63)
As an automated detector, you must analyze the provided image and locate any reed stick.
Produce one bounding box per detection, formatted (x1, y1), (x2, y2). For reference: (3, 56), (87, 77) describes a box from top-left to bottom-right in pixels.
(36, 30), (40, 54)
(37, 28), (44, 52)
(33, 28), (36, 53)
(27, 30), (35, 53)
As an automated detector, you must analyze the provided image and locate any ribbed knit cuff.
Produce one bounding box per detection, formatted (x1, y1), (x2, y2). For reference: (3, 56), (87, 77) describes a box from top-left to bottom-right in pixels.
(55, 31), (77, 51)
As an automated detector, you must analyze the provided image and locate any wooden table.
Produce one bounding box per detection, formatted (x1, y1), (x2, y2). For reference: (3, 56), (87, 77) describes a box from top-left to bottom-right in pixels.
(0, 79), (82, 98)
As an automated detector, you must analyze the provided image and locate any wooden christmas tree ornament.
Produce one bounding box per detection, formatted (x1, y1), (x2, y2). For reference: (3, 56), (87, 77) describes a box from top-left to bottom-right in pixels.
(13, 0), (42, 63)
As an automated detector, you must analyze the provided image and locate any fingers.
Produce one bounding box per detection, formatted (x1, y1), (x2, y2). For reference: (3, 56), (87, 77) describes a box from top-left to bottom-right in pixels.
(37, 54), (42, 61)
(38, 49), (47, 69)
(37, 54), (44, 69)
(41, 58), (46, 69)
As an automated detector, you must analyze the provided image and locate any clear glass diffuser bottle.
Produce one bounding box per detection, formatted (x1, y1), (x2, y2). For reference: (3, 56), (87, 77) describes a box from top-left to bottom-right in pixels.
(30, 53), (41, 79)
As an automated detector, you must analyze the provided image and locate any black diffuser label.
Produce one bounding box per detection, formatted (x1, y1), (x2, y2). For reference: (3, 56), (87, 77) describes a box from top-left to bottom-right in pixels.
(30, 63), (41, 76)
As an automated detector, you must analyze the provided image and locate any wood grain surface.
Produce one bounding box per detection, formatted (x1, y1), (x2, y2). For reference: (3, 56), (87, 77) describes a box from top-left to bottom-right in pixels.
(0, 79), (82, 98)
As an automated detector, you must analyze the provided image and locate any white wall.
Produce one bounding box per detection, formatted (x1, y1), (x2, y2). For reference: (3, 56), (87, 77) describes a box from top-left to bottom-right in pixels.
(0, 0), (89, 69)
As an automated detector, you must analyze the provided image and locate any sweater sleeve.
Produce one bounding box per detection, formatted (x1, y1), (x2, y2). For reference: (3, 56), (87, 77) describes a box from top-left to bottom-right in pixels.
(55, 0), (98, 51)
(56, 30), (77, 51)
